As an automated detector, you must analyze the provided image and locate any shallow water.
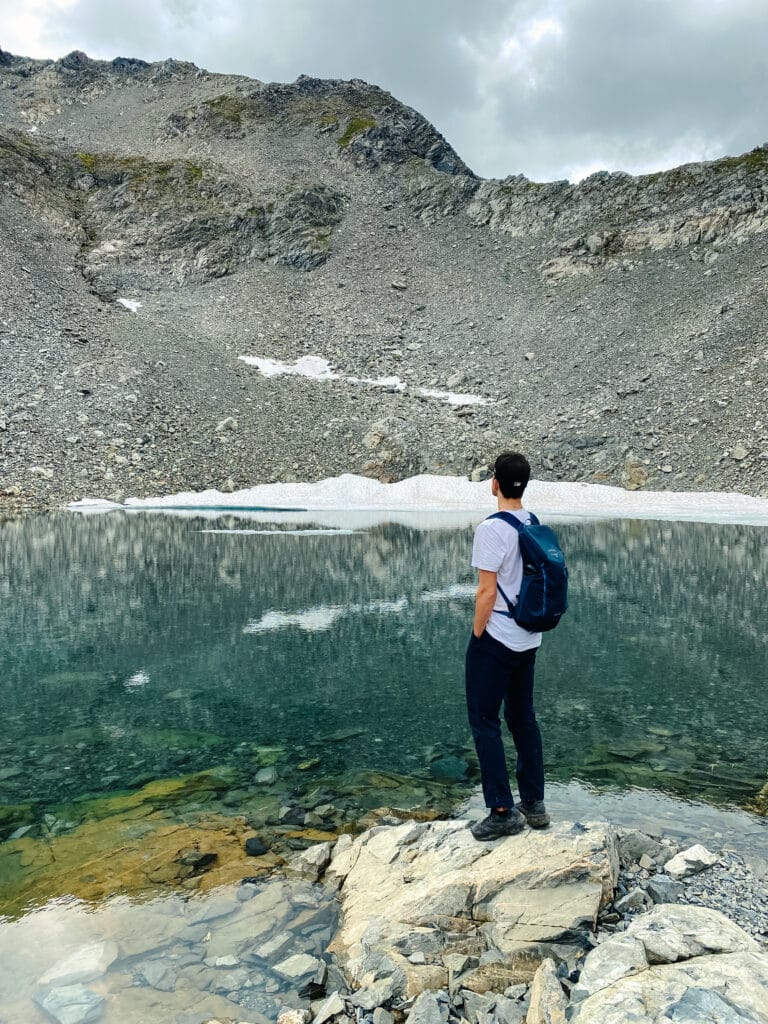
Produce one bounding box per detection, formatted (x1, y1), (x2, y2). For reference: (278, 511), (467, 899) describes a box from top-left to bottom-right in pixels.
(0, 513), (767, 905)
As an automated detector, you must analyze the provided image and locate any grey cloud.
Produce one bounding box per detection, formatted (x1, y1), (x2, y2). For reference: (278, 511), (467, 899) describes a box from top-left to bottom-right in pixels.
(33, 0), (768, 181)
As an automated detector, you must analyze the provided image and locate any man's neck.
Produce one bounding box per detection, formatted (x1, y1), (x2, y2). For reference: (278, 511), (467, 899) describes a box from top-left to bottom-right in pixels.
(497, 496), (523, 512)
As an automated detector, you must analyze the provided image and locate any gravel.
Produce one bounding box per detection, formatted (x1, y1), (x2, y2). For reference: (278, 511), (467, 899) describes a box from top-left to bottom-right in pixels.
(606, 831), (768, 949)
(1, 48), (767, 511)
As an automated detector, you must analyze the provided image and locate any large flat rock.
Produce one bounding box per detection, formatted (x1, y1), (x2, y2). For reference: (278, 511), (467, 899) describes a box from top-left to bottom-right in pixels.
(571, 905), (768, 1023)
(327, 819), (618, 996)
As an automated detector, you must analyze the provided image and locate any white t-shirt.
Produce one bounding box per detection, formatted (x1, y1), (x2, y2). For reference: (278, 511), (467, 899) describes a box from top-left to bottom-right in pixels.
(471, 511), (543, 652)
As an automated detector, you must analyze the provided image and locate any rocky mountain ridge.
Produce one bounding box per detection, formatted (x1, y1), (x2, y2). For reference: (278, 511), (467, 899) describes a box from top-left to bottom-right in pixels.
(1, 48), (767, 508)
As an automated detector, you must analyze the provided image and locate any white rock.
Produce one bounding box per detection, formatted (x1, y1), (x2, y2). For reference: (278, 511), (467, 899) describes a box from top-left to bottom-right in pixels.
(274, 953), (323, 980)
(527, 958), (568, 1024)
(572, 951), (768, 1023)
(571, 934), (647, 1002)
(329, 819), (618, 994)
(278, 1010), (309, 1024)
(571, 905), (766, 1022)
(38, 942), (119, 989)
(628, 904), (759, 963)
(665, 844), (718, 879)
(288, 841), (333, 882)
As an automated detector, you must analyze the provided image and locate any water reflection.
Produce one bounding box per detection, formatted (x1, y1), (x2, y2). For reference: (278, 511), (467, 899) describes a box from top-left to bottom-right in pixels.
(1, 513), (766, 818)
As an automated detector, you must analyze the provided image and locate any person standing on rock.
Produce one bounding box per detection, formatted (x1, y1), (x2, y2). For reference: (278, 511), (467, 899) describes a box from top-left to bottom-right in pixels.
(466, 451), (551, 840)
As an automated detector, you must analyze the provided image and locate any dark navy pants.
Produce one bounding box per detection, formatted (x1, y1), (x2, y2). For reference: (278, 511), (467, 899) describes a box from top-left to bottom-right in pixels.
(465, 629), (544, 809)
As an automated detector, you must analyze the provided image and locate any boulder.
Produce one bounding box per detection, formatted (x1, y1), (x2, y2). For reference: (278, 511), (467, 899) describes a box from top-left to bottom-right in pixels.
(571, 905), (768, 1023)
(572, 952), (768, 1023)
(664, 844), (718, 879)
(570, 934), (648, 1002)
(626, 904), (758, 963)
(327, 819), (618, 997)
(644, 874), (684, 905)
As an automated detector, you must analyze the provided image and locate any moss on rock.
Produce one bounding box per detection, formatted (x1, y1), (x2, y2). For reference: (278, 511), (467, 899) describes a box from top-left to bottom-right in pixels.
(0, 767), (277, 916)
(203, 93), (249, 126)
(746, 779), (768, 816)
(337, 116), (377, 148)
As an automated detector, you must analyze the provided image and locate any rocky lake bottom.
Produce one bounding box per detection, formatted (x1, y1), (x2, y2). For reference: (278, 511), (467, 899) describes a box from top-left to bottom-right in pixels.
(0, 511), (766, 1022)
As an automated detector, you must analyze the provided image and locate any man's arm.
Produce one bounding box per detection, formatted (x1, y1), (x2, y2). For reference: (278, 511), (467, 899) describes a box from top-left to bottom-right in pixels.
(473, 569), (497, 638)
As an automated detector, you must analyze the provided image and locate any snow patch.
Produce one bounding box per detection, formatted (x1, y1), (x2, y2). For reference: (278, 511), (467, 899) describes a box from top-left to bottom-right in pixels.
(69, 473), (768, 528)
(238, 355), (490, 403)
(418, 388), (488, 406)
(117, 298), (142, 313)
(239, 355), (337, 380)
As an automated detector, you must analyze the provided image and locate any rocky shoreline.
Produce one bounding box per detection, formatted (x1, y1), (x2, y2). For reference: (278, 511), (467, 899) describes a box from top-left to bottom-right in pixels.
(16, 811), (768, 1024)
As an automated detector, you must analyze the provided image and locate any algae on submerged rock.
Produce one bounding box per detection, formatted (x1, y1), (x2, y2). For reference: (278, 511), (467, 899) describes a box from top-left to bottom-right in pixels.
(0, 767), (282, 915)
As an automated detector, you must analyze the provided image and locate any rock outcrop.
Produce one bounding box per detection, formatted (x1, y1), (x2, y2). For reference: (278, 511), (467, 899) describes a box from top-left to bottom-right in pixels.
(327, 819), (618, 996)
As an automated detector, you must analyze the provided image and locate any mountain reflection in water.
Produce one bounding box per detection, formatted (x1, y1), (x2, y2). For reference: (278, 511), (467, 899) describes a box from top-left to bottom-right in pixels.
(1, 513), (766, 813)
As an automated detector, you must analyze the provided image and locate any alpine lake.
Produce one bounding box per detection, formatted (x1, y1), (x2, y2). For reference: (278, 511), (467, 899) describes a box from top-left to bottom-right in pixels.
(0, 509), (766, 1022)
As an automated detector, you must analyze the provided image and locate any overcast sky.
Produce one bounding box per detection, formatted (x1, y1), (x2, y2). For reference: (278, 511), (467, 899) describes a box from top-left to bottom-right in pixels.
(3, 0), (767, 182)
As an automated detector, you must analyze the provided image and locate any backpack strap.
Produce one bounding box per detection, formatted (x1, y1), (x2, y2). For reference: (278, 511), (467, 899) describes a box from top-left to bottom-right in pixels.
(486, 509), (539, 614)
(487, 510), (539, 530)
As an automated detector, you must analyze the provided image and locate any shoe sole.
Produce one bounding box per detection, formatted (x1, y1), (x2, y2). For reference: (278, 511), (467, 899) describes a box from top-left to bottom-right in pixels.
(522, 815), (550, 829)
(471, 823), (526, 841)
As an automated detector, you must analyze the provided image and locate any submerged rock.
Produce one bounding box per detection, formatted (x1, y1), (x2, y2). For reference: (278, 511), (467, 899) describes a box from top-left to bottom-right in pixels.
(0, 791), (272, 913)
(34, 983), (105, 1024)
(37, 941), (118, 989)
(274, 953), (324, 980)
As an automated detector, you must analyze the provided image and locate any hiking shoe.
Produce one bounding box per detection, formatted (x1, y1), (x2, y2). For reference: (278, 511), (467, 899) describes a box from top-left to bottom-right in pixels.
(471, 808), (526, 841)
(518, 800), (551, 829)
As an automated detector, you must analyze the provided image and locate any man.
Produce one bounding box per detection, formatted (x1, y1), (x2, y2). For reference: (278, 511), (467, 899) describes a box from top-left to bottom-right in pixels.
(466, 451), (550, 840)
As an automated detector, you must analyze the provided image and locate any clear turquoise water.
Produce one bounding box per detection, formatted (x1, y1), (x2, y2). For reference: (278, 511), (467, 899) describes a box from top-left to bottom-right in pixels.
(1, 513), (767, 822)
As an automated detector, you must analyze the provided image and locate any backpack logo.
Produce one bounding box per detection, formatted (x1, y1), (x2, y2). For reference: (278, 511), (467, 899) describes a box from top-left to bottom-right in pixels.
(490, 511), (568, 632)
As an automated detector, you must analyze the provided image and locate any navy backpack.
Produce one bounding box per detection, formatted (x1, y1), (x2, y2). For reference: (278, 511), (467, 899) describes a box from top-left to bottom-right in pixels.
(489, 511), (568, 632)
